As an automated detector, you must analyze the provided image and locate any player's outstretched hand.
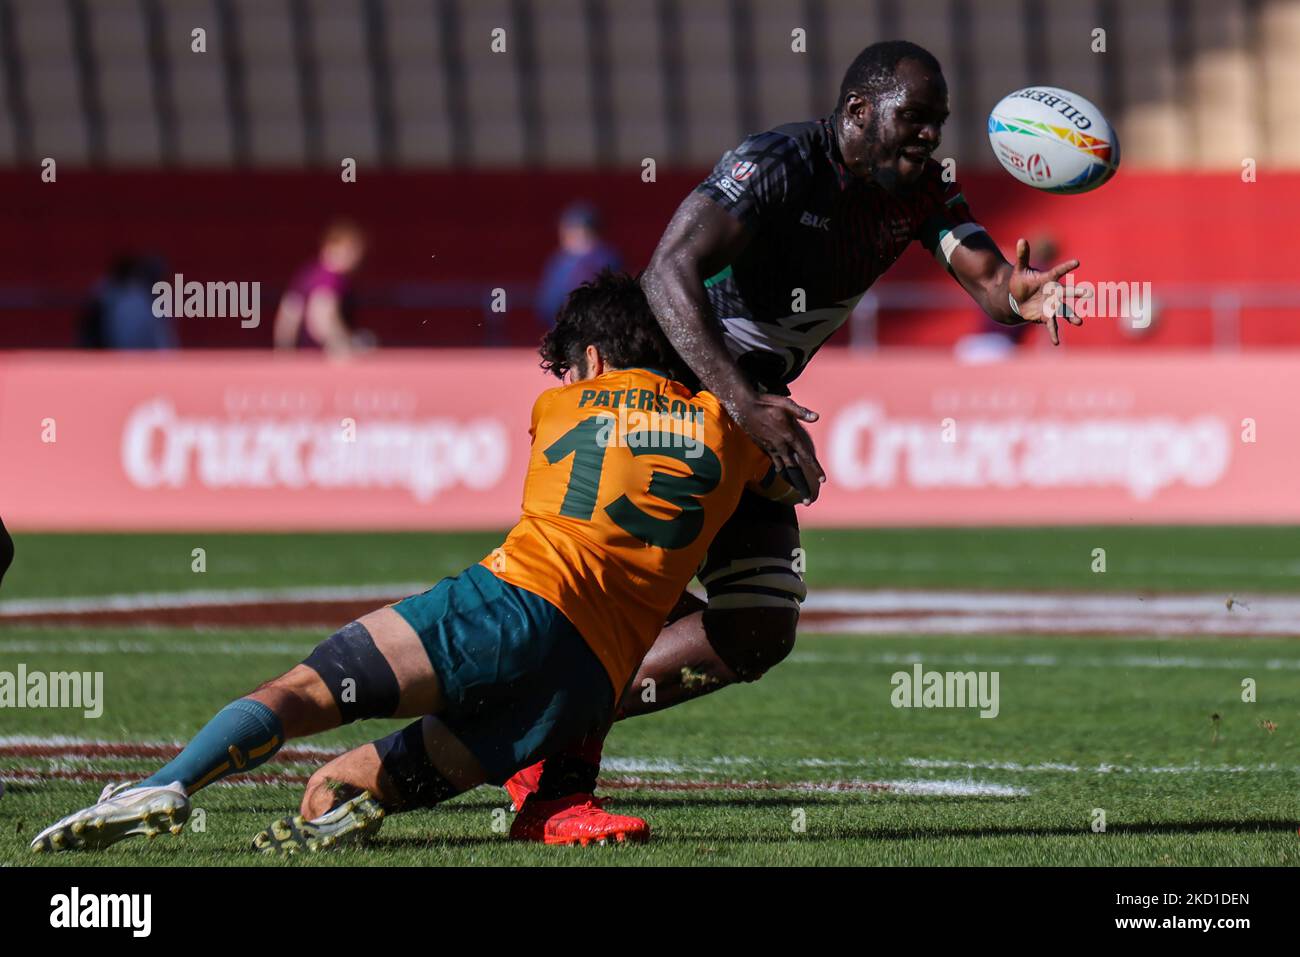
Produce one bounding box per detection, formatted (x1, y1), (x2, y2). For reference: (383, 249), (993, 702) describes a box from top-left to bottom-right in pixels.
(733, 394), (825, 505)
(1009, 237), (1090, 345)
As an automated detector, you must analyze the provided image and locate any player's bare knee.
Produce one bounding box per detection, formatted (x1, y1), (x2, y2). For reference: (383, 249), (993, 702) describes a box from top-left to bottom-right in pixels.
(256, 664), (322, 699)
(245, 664), (332, 737)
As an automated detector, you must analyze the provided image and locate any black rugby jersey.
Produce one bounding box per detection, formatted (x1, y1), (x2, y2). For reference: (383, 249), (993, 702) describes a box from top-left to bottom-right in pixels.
(696, 114), (984, 392)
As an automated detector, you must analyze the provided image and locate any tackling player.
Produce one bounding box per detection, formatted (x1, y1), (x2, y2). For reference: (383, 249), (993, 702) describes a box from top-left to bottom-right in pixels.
(30, 272), (794, 854)
(505, 40), (1093, 839)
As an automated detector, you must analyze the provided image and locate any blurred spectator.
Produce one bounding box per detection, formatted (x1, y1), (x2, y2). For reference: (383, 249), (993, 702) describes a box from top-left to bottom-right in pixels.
(273, 220), (371, 356)
(79, 254), (175, 350)
(953, 235), (1057, 363)
(536, 202), (623, 327)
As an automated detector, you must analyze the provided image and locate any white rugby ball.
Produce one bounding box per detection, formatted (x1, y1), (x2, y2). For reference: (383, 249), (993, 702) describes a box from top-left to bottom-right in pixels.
(988, 86), (1120, 193)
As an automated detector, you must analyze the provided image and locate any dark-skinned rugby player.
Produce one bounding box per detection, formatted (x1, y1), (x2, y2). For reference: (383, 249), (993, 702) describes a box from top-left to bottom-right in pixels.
(505, 40), (1090, 845)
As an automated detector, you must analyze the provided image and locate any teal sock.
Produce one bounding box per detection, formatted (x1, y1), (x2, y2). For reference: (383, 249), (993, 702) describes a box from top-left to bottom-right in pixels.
(140, 699), (284, 792)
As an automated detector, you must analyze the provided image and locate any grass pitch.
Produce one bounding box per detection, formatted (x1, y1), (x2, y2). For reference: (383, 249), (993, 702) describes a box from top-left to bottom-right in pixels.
(1, 527), (1298, 866)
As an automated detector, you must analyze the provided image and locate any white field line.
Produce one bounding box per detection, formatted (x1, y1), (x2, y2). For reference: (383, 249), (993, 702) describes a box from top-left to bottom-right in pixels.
(788, 650), (1300, 671)
(0, 583), (431, 616)
(0, 736), (1028, 797)
(0, 734), (343, 761)
(820, 553), (1300, 578)
(801, 590), (1300, 636)
(0, 639), (312, 655)
(603, 756), (1300, 776)
(2, 737), (1295, 779)
(0, 767), (1028, 797)
(865, 780), (1027, 796)
(1, 585), (1291, 617)
(4, 584), (1297, 638)
(2, 640), (1297, 670)
(600, 776), (1028, 797)
(799, 613), (1299, 637)
(808, 590), (1295, 615)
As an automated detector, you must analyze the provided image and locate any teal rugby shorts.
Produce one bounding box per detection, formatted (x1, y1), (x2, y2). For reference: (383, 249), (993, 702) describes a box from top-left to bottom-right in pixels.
(392, 563), (614, 784)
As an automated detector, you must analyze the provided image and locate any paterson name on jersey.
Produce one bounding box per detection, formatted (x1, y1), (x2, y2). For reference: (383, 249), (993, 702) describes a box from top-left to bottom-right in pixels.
(696, 114), (984, 393)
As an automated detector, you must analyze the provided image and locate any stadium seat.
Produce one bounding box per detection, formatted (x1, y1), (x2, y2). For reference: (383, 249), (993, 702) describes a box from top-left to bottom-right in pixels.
(459, 0), (526, 166)
(1260, 0), (1300, 165)
(13, 0), (89, 162)
(309, 0), (379, 163)
(970, 0), (1029, 155)
(384, 0), (454, 165)
(165, 0), (234, 165)
(605, 5), (670, 165)
(750, 0), (814, 131)
(1188, 1), (1254, 169)
(680, 0), (742, 163)
(0, 0), (1288, 173)
(0, 111), (13, 165)
(239, 0), (306, 165)
(88, 0), (162, 164)
(534, 0), (597, 166)
(1118, 3), (1187, 169)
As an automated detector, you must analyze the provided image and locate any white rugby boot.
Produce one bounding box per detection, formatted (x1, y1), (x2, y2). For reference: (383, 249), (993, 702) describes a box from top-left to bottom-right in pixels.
(30, 781), (191, 853)
(251, 790), (385, 855)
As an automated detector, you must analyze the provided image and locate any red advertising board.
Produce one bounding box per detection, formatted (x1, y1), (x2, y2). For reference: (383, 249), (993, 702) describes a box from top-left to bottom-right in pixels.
(795, 353), (1288, 526)
(0, 351), (1291, 529)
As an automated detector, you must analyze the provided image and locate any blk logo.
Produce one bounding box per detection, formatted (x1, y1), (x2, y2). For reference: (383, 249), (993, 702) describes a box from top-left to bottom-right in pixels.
(799, 211), (831, 231)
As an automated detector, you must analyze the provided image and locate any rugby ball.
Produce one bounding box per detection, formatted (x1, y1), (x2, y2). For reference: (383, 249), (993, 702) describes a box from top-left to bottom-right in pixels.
(988, 87), (1119, 193)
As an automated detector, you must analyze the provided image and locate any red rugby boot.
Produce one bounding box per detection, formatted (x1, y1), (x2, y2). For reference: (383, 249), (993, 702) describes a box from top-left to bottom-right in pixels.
(503, 761), (543, 812)
(509, 793), (649, 846)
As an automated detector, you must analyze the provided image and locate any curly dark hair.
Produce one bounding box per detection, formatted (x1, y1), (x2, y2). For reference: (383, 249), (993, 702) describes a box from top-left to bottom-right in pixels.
(539, 269), (695, 387)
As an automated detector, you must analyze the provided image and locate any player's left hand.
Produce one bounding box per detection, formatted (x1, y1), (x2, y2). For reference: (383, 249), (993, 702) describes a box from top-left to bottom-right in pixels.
(1008, 238), (1090, 345)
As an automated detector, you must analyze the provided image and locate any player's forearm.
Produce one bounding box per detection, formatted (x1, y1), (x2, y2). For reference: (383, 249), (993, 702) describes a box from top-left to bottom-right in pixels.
(950, 238), (1026, 326)
(642, 258), (756, 412)
(975, 261), (1025, 325)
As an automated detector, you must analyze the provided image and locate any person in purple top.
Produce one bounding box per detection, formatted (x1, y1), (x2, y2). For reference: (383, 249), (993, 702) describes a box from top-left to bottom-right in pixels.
(273, 220), (369, 356)
(535, 202), (622, 328)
